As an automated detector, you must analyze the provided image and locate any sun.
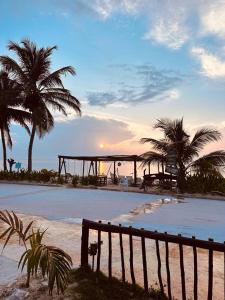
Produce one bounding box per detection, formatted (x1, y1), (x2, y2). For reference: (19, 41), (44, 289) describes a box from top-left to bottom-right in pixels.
(99, 143), (104, 149)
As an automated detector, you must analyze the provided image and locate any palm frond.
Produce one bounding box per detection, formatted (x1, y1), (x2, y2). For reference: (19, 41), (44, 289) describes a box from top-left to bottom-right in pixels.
(140, 138), (168, 153)
(0, 210), (33, 249)
(154, 118), (189, 143)
(7, 108), (32, 134)
(140, 151), (166, 167)
(39, 66), (76, 89)
(188, 150), (225, 171)
(190, 128), (221, 151)
(19, 231), (72, 295)
(35, 105), (54, 138)
(41, 90), (81, 116)
(0, 56), (27, 83)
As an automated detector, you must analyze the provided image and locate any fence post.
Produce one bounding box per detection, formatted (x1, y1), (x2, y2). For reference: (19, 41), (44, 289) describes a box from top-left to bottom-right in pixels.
(208, 238), (214, 300)
(81, 219), (89, 267)
(97, 221), (102, 272)
(141, 228), (148, 292)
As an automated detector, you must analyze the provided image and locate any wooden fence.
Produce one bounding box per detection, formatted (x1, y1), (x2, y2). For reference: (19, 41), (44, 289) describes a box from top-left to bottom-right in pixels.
(80, 219), (225, 300)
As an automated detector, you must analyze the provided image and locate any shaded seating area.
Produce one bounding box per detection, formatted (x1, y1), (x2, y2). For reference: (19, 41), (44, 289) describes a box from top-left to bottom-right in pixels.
(142, 172), (177, 190)
(58, 154), (144, 186)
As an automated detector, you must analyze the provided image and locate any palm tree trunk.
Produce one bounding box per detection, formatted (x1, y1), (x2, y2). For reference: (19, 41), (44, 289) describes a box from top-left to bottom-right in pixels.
(28, 123), (36, 172)
(1, 127), (7, 171)
(177, 159), (186, 193)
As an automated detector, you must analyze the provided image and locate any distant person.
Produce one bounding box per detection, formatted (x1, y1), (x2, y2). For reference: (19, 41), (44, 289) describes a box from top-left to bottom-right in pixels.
(7, 158), (16, 172)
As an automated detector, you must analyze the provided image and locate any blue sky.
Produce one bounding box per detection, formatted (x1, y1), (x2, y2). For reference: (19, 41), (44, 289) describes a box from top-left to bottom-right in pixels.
(0, 0), (225, 170)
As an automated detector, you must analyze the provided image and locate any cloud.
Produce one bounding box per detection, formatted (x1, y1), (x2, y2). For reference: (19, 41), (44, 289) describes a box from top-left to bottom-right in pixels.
(145, 19), (189, 50)
(79, 0), (192, 49)
(191, 47), (225, 78)
(78, 1), (225, 49)
(200, 2), (225, 38)
(37, 116), (135, 155)
(87, 64), (183, 106)
(7, 0), (225, 50)
(3, 116), (136, 169)
(144, 2), (190, 49)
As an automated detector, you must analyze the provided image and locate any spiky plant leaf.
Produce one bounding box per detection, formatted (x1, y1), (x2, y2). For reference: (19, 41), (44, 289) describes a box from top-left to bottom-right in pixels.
(18, 228), (72, 294)
(0, 210), (33, 249)
(19, 243), (72, 294)
(0, 211), (72, 294)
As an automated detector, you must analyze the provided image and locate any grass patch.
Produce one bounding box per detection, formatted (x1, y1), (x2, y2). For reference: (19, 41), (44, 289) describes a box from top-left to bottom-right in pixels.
(66, 267), (168, 300)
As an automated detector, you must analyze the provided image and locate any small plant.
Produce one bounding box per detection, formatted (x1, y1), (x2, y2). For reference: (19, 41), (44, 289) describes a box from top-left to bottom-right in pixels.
(0, 210), (72, 295)
(88, 241), (103, 271)
(0, 169), (58, 183)
(81, 176), (89, 186)
(88, 175), (98, 186)
(57, 176), (65, 184)
(72, 175), (80, 187)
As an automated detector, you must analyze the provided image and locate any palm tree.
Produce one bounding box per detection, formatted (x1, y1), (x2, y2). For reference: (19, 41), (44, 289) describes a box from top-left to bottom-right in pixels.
(0, 39), (81, 172)
(140, 118), (225, 193)
(0, 71), (31, 171)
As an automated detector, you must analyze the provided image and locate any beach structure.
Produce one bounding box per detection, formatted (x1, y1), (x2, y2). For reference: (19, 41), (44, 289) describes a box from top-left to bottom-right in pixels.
(58, 154), (144, 185)
(58, 154), (178, 187)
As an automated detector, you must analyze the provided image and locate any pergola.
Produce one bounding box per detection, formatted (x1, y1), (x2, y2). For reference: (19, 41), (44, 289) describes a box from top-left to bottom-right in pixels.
(58, 154), (144, 185)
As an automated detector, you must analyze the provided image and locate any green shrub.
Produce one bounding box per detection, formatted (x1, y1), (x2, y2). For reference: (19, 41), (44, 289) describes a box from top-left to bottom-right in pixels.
(185, 173), (225, 194)
(0, 169), (58, 183)
(57, 176), (65, 184)
(81, 176), (89, 185)
(72, 175), (80, 187)
(88, 175), (98, 185)
(80, 176), (98, 186)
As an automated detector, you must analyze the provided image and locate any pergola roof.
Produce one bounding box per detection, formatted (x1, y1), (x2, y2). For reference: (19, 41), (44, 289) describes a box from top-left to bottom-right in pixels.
(58, 154), (144, 162)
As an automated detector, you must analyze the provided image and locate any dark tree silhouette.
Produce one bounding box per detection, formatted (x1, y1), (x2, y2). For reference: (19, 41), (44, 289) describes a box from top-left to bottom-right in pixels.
(0, 71), (31, 171)
(0, 40), (81, 172)
(141, 118), (225, 192)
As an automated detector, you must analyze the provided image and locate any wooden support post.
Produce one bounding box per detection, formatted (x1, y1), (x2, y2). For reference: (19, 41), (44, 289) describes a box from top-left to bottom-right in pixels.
(82, 160), (85, 178)
(108, 222), (112, 278)
(208, 238), (214, 300)
(91, 161), (95, 175)
(58, 157), (61, 177)
(95, 160), (98, 176)
(165, 233), (172, 300)
(119, 224), (125, 282)
(141, 231), (148, 292)
(113, 161), (116, 184)
(178, 234), (186, 300)
(192, 236), (198, 300)
(224, 241), (225, 300)
(80, 220), (89, 268)
(63, 159), (67, 175)
(88, 161), (92, 176)
(155, 237), (164, 293)
(98, 161), (100, 175)
(97, 221), (102, 272)
(129, 227), (136, 285)
(134, 159), (137, 185)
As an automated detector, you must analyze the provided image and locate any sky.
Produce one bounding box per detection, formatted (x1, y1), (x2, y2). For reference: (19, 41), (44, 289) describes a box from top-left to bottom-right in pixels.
(0, 0), (225, 172)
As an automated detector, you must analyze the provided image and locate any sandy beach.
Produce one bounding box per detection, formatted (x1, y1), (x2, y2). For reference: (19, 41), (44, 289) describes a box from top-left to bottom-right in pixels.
(0, 213), (224, 299)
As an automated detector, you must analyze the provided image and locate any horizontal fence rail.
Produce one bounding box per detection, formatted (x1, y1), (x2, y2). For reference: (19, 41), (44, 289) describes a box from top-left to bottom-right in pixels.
(81, 219), (225, 300)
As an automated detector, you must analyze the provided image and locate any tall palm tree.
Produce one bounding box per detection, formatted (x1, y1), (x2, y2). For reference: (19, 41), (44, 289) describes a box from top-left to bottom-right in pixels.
(0, 39), (81, 172)
(0, 71), (31, 171)
(140, 118), (225, 192)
